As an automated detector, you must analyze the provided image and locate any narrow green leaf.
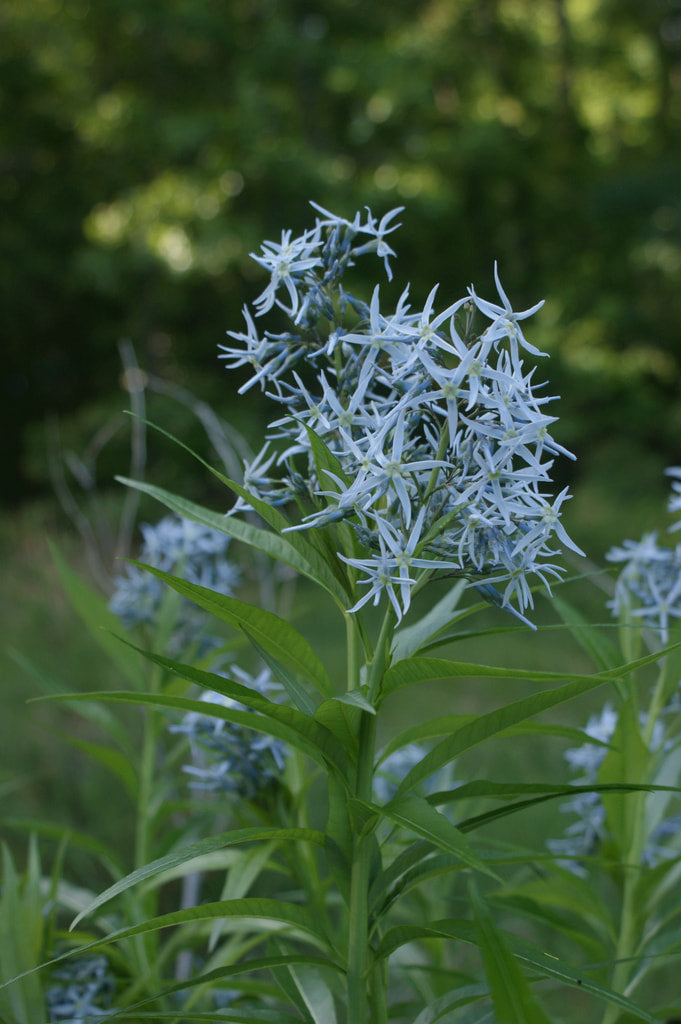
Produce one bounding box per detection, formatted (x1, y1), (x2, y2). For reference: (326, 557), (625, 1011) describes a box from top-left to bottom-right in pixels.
(347, 798), (380, 837)
(313, 698), (359, 754)
(86, 896), (334, 955)
(412, 983), (490, 1024)
(469, 878), (552, 1024)
(378, 716), (602, 765)
(382, 642), (681, 696)
(390, 581), (468, 662)
(374, 919), (659, 1022)
(116, 477), (351, 606)
(104, 953), (344, 1022)
(269, 958), (316, 1022)
(390, 675), (624, 801)
(551, 595), (621, 671)
(599, 696), (649, 855)
(325, 775), (353, 905)
(371, 851), (465, 919)
(334, 690), (375, 714)
(41, 683), (348, 780)
(312, 691), (374, 756)
(285, 964), (338, 1024)
(49, 542), (145, 689)
(380, 795), (500, 880)
(303, 423), (352, 491)
(455, 784), (677, 835)
(132, 562), (334, 697)
(245, 631), (319, 715)
(0, 902), (340, 998)
(102, 1010), (307, 1023)
(71, 827), (325, 928)
(430, 779), (675, 809)
(129, 645), (349, 774)
(61, 735), (138, 799)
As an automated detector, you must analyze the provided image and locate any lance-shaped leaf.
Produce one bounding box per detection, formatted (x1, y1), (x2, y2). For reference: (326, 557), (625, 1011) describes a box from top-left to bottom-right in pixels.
(41, 682), (348, 781)
(130, 562), (334, 697)
(382, 643), (681, 697)
(245, 631), (319, 716)
(313, 692), (374, 754)
(388, 675), (635, 801)
(130, 645), (350, 772)
(117, 476), (351, 606)
(102, 952), (345, 1023)
(379, 795), (499, 880)
(378, 714), (604, 765)
(71, 827), (325, 928)
(374, 919), (658, 1022)
(49, 542), (145, 689)
(469, 877), (552, 1024)
(0, 900), (340, 994)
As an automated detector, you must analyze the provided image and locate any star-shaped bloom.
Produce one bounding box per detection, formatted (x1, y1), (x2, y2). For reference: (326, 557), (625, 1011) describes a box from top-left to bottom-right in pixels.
(469, 262), (546, 365)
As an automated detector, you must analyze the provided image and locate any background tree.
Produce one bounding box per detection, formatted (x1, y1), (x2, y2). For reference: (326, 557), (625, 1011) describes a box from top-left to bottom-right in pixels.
(2, 0), (681, 507)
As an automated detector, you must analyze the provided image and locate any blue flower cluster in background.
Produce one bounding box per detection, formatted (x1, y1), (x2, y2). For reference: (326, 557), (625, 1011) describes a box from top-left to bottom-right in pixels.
(169, 668), (287, 800)
(109, 514), (240, 653)
(549, 703), (676, 871)
(221, 204), (582, 623)
(550, 468), (681, 872)
(46, 956), (114, 1022)
(606, 468), (681, 642)
(109, 516), (288, 800)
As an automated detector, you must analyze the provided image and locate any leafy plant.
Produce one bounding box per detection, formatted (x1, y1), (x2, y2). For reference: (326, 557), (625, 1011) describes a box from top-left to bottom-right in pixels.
(6, 204), (681, 1022)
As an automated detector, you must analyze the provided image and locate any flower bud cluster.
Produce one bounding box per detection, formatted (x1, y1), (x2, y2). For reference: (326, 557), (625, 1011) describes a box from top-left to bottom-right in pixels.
(220, 204), (581, 622)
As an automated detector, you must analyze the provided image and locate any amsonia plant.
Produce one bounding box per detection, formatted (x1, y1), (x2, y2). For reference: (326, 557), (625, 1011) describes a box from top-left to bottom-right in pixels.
(8, 205), (681, 1023)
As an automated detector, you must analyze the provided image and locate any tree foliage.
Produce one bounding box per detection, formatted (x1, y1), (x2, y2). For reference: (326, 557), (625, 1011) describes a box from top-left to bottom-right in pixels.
(2, 0), (681, 501)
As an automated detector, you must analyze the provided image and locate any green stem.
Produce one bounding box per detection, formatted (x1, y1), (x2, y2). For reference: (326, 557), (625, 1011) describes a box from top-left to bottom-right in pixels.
(132, 663), (163, 991)
(368, 949), (389, 1024)
(601, 854), (642, 1024)
(367, 607), (396, 706)
(601, 658), (671, 1023)
(601, 769), (647, 1024)
(346, 611), (362, 693)
(347, 710), (378, 1023)
(643, 658), (670, 747)
(346, 606), (393, 1021)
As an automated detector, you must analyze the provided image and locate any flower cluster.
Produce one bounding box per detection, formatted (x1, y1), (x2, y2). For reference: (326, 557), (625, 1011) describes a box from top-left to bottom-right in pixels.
(170, 668), (288, 800)
(549, 705), (673, 870)
(109, 515), (240, 651)
(46, 956), (114, 1022)
(220, 204), (582, 622)
(606, 468), (681, 643)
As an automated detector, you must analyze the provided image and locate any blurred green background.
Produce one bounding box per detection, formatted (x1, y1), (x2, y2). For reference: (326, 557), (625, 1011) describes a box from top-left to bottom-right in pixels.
(2, 0), (681, 863)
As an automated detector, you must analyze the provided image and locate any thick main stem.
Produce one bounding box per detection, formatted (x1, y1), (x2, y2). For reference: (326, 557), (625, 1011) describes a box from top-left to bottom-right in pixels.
(346, 608), (394, 1021)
